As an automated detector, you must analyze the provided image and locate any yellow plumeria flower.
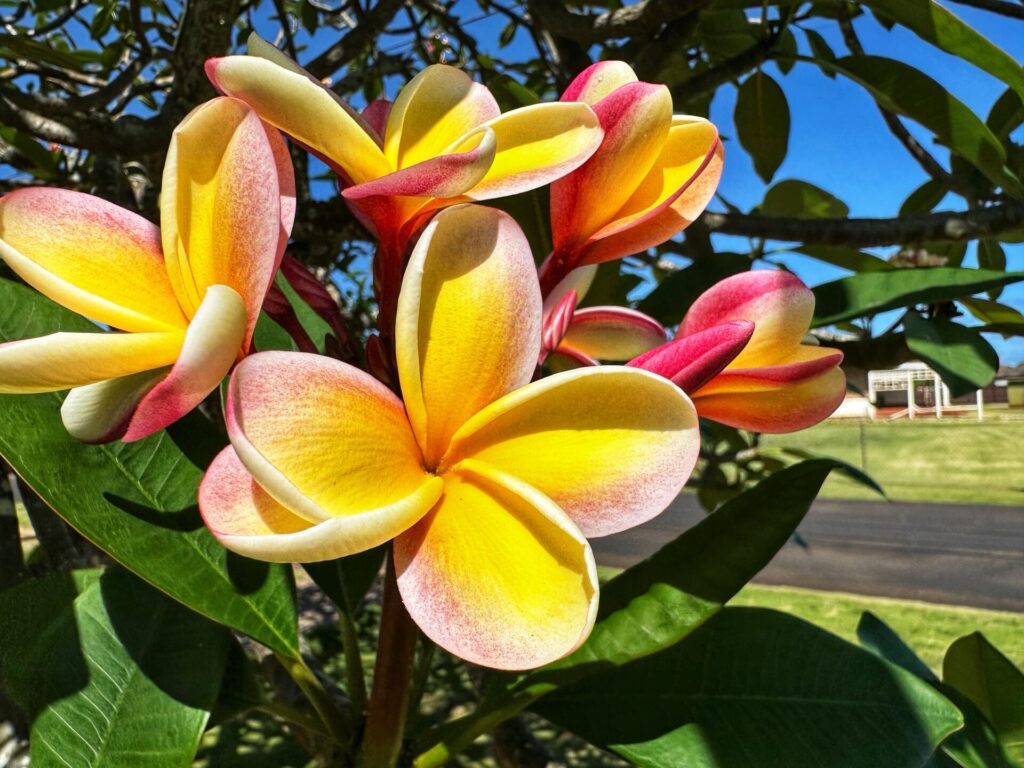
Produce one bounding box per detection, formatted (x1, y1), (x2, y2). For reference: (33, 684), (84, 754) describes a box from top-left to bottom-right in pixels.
(0, 98), (294, 442)
(199, 205), (699, 670)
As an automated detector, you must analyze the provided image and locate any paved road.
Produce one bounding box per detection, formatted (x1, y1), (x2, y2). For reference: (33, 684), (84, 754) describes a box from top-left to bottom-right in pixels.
(592, 494), (1024, 612)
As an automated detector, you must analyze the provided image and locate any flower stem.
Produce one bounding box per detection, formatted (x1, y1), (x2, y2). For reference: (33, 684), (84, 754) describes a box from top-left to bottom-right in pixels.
(275, 652), (355, 748)
(359, 553), (418, 768)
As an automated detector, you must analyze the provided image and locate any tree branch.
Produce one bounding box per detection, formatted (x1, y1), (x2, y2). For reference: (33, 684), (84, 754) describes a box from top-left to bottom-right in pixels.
(671, 33), (779, 105)
(527, 0), (709, 44)
(945, 0), (1024, 20)
(305, 0), (407, 80)
(700, 202), (1024, 246)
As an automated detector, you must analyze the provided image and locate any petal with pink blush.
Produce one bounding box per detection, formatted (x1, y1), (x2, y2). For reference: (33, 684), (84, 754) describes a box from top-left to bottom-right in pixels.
(385, 65), (500, 169)
(226, 351), (437, 532)
(344, 128), (496, 201)
(61, 368), (169, 444)
(0, 188), (186, 333)
(561, 60), (639, 105)
(122, 284), (248, 442)
(541, 263), (598, 316)
(161, 97), (294, 346)
(559, 306), (667, 362)
(395, 461), (597, 670)
(692, 366), (847, 433)
(0, 331), (182, 394)
(444, 367), (699, 538)
(206, 54), (390, 185)
(362, 99), (392, 139)
(200, 446), (442, 562)
(552, 82), (672, 252)
(628, 321), (754, 394)
(395, 205), (541, 469)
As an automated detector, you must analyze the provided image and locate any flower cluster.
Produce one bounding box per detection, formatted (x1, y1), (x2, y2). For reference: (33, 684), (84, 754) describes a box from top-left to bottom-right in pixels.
(0, 45), (844, 669)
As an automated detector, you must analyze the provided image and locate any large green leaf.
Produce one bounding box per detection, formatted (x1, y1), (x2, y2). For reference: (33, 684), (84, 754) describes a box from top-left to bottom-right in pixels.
(0, 278), (299, 656)
(760, 179), (849, 218)
(535, 608), (963, 768)
(857, 611), (937, 682)
(0, 568), (230, 768)
(639, 252), (750, 326)
(859, 0), (1024, 102)
(944, 633), (1024, 763)
(903, 314), (998, 397)
(735, 71), (790, 183)
(415, 461), (846, 764)
(832, 55), (1022, 197)
(812, 267), (1024, 326)
(786, 244), (892, 272)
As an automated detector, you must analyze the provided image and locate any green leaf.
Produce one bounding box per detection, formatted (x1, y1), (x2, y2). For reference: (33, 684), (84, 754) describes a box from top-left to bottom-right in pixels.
(303, 546), (384, 616)
(787, 244), (892, 272)
(812, 267), (1024, 326)
(0, 33), (91, 70)
(977, 240), (1006, 272)
(735, 71), (790, 183)
(0, 568), (230, 768)
(760, 178), (849, 218)
(859, 0), (1024, 102)
(535, 608), (963, 768)
(987, 88), (1024, 141)
(900, 179), (948, 216)
(803, 28), (837, 78)
(775, 28), (797, 74)
(960, 297), (1024, 325)
(638, 252), (750, 326)
(944, 633), (1024, 763)
(858, 611), (938, 682)
(903, 314), (998, 397)
(831, 55), (1022, 197)
(0, 278), (299, 657)
(698, 9), (760, 60)
(576, 261), (642, 309)
(0, 126), (59, 179)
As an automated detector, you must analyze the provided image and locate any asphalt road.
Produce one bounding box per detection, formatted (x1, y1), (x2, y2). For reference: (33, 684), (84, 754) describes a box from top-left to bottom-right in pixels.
(592, 494), (1024, 612)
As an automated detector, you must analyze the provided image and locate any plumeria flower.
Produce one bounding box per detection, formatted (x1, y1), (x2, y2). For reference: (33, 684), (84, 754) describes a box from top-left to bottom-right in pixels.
(540, 61), (724, 296)
(540, 264), (666, 369)
(206, 35), (603, 255)
(199, 205), (699, 670)
(0, 97), (294, 442)
(629, 271), (846, 433)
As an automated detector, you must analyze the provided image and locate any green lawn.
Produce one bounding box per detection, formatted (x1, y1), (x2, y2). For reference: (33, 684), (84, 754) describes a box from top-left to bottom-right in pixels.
(733, 584), (1024, 674)
(762, 413), (1024, 505)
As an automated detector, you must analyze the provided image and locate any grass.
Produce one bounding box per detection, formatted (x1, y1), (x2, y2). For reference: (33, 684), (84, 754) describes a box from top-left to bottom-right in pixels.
(732, 584), (1024, 674)
(761, 411), (1024, 505)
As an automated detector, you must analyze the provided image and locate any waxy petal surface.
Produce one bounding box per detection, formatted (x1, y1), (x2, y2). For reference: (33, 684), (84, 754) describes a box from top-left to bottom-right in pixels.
(0, 188), (186, 333)
(123, 284), (248, 442)
(552, 82), (671, 251)
(201, 446), (442, 561)
(226, 351), (438, 531)
(396, 205), (541, 468)
(561, 60), (639, 105)
(161, 97), (295, 346)
(395, 461), (597, 670)
(60, 368), (168, 444)
(693, 367), (847, 433)
(385, 65), (500, 169)
(445, 367), (699, 537)
(206, 55), (390, 184)
(629, 321), (754, 394)
(559, 306), (666, 361)
(0, 331), (182, 393)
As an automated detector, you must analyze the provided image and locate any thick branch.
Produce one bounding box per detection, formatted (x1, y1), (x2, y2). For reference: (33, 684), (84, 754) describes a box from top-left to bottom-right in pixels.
(701, 203), (1024, 246)
(671, 33), (779, 105)
(527, 0), (707, 44)
(945, 0), (1024, 19)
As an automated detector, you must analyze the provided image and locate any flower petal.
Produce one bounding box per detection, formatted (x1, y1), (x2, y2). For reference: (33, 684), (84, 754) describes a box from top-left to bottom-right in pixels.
(200, 446), (441, 562)
(344, 128), (496, 200)
(444, 367), (699, 538)
(122, 284), (248, 442)
(561, 60), (639, 104)
(580, 118), (723, 265)
(541, 263), (598, 315)
(0, 188), (186, 333)
(60, 368), (169, 443)
(559, 306), (667, 361)
(226, 351), (439, 537)
(692, 366), (847, 433)
(396, 205), (541, 468)
(552, 82), (672, 252)
(628, 321), (754, 394)
(362, 99), (392, 138)
(395, 460), (597, 670)
(205, 54), (390, 184)
(161, 97), (295, 347)
(0, 331), (182, 393)
(681, 270), (814, 368)
(453, 101), (603, 200)
(384, 65), (500, 170)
